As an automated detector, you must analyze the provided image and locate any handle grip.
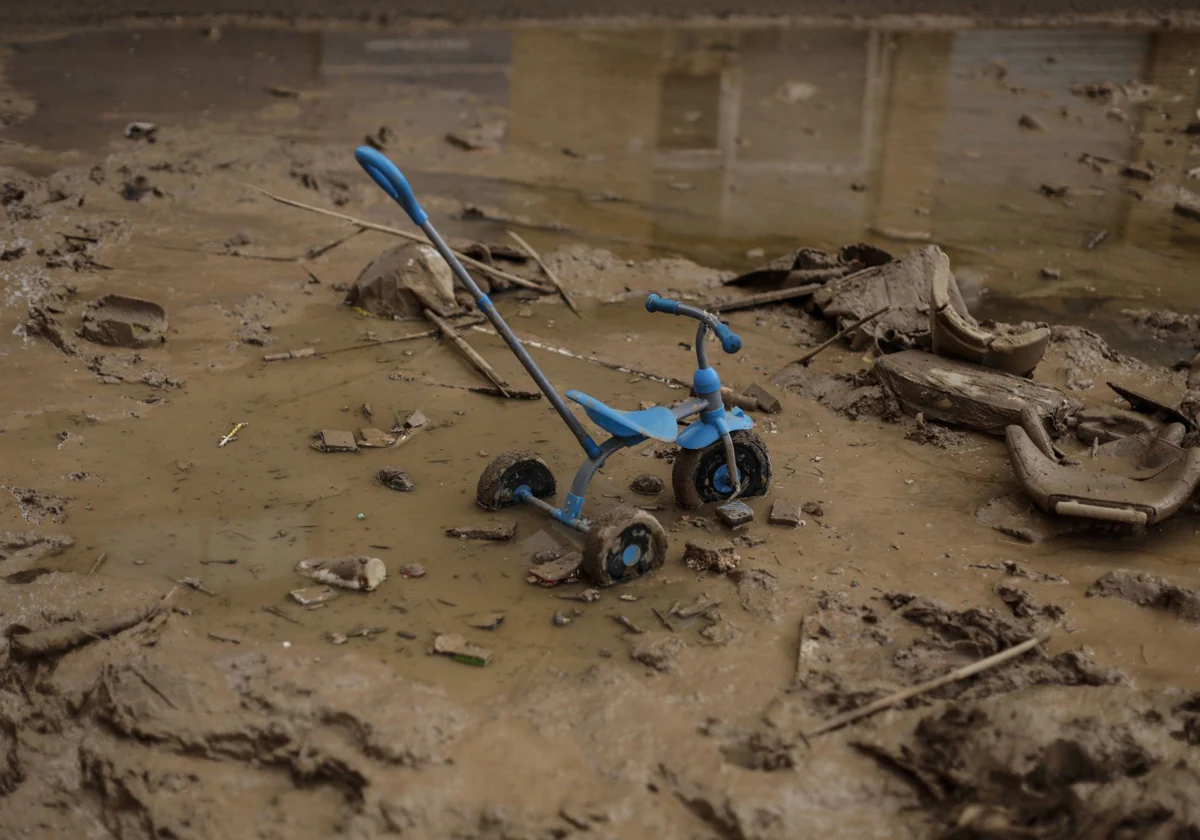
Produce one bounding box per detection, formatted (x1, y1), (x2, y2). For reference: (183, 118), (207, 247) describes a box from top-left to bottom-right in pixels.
(711, 321), (742, 354)
(644, 293), (680, 315)
(645, 294), (742, 354)
(354, 146), (428, 226)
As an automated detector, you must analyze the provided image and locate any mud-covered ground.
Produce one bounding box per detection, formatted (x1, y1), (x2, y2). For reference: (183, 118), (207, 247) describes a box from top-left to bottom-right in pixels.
(3, 16), (1200, 840)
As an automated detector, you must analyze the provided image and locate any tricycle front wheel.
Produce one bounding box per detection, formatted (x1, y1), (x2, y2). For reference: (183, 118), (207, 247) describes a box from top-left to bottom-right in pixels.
(672, 429), (771, 509)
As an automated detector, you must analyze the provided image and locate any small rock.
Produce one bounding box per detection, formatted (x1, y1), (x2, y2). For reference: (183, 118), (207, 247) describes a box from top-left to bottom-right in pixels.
(266, 85), (301, 98)
(733, 534), (768, 549)
(404, 409), (428, 429)
(446, 521), (516, 541)
(377, 467), (416, 492)
(1041, 267), (1061, 280)
(124, 121), (158, 142)
(1018, 112), (1047, 131)
(295, 556), (387, 591)
(553, 611), (571, 626)
(1039, 183), (1068, 198)
(769, 500), (803, 527)
(630, 633), (685, 673)
(431, 633), (492, 666)
(630, 474), (665, 496)
(682, 539), (740, 573)
(700, 619), (742, 646)
(1121, 163), (1153, 181)
(801, 501), (825, 518)
(532, 548), (565, 565)
(399, 562), (426, 578)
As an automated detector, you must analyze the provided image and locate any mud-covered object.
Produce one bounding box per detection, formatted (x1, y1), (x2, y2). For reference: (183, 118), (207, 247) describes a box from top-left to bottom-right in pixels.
(873, 350), (1080, 436)
(344, 242), (459, 320)
(78, 294), (167, 349)
(726, 243), (892, 290)
(812, 246), (969, 351)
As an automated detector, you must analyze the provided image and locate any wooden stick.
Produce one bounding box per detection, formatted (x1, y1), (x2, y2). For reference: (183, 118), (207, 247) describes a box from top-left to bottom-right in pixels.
(389, 371), (541, 400)
(471, 327), (690, 390)
(802, 633), (1049, 739)
(424, 308), (512, 397)
(794, 305), (890, 366)
(507, 230), (582, 318)
(89, 552), (108, 576)
(244, 183), (551, 293)
(711, 283), (824, 313)
(790, 613), (811, 690)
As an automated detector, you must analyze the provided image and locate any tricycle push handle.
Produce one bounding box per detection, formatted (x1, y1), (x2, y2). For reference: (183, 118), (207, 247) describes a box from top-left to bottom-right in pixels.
(645, 294), (742, 354)
(354, 146), (428, 226)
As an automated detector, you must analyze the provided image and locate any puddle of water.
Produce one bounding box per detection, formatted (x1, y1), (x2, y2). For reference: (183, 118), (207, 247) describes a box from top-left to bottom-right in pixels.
(5, 22), (1200, 354)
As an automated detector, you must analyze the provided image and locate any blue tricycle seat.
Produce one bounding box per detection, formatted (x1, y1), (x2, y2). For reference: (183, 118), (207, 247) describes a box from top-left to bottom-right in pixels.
(566, 390), (678, 442)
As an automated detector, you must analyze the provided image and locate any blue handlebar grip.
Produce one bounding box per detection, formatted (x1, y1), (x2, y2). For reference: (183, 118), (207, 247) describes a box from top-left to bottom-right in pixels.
(712, 321), (743, 354)
(645, 293), (681, 314)
(354, 146), (428, 226)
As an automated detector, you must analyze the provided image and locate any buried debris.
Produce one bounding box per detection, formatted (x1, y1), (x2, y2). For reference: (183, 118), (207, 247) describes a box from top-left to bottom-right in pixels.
(466, 613), (505, 630)
(7, 591), (173, 658)
(355, 428), (396, 448)
(344, 242), (459, 320)
(295, 556), (387, 591)
(431, 633), (492, 666)
(312, 429), (358, 453)
(744, 382), (782, 414)
(399, 562), (427, 578)
(377, 467), (415, 492)
(79, 294), (168, 349)
(290, 586), (339, 606)
(630, 633), (684, 672)
(446, 521), (516, 541)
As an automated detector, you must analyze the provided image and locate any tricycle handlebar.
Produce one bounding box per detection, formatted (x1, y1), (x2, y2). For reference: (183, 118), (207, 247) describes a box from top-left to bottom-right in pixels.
(645, 294), (742, 354)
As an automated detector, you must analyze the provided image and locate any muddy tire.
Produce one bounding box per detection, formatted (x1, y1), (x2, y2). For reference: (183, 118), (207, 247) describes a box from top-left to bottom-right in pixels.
(582, 506), (668, 587)
(476, 450), (556, 511)
(672, 430), (771, 509)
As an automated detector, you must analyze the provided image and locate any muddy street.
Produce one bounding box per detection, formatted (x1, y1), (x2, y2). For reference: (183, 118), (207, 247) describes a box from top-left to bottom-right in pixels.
(3, 10), (1200, 840)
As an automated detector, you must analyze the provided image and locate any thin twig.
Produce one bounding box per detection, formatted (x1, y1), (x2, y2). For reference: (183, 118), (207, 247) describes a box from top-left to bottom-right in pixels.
(89, 552), (108, 576)
(424, 309), (511, 397)
(711, 283), (825, 313)
(508, 230), (582, 317)
(794, 305), (891, 366)
(243, 183), (551, 293)
(262, 605), (300, 624)
(471, 327), (689, 390)
(802, 634), (1049, 739)
(790, 613), (810, 690)
(652, 608), (675, 632)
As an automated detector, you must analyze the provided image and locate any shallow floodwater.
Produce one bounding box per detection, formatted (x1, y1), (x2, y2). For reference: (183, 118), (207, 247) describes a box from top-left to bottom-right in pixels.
(5, 22), (1200, 359)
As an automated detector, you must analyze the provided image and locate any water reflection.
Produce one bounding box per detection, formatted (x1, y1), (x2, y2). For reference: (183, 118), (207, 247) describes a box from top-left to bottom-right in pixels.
(4, 23), (1200, 343)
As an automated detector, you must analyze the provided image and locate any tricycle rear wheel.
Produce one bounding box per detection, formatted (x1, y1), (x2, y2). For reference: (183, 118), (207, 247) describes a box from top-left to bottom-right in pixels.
(582, 505), (668, 586)
(476, 450), (556, 510)
(672, 429), (771, 509)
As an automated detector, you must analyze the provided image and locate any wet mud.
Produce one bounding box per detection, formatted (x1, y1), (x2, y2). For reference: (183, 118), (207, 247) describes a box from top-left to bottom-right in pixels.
(3, 14), (1200, 840)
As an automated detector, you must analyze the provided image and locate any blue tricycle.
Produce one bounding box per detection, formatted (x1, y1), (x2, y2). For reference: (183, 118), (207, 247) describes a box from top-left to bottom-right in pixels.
(355, 146), (772, 585)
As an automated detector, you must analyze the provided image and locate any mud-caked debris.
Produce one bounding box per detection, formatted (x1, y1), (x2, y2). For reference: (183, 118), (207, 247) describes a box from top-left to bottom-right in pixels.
(1087, 570), (1200, 625)
(552, 611), (571, 627)
(744, 382), (782, 414)
(295, 556), (387, 591)
(431, 633), (492, 666)
(629, 633), (685, 673)
(994, 583), (1066, 623)
(801, 500), (825, 518)
(630, 474), (664, 496)
(769, 500), (804, 528)
(313, 430), (358, 452)
(700, 618), (742, 646)
(715, 500), (754, 529)
(79, 295), (167, 349)
(466, 613), (504, 630)
(732, 569), (779, 621)
(290, 586), (338, 606)
(1018, 112), (1047, 130)
(446, 521), (516, 541)
(124, 121), (158, 142)
(377, 467), (415, 492)
(345, 242), (459, 320)
(4, 487), (70, 525)
(528, 552), (582, 586)
(682, 539), (740, 573)
(356, 428), (395, 448)
(975, 491), (1086, 544)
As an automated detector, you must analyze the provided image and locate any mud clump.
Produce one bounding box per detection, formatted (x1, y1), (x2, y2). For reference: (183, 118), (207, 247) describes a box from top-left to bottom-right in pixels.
(344, 242), (460, 320)
(854, 687), (1200, 839)
(630, 633), (684, 673)
(1087, 569), (1200, 625)
(1123, 307), (1200, 347)
(79, 294), (168, 349)
(732, 568), (778, 621)
(682, 539), (739, 573)
(774, 365), (899, 422)
(904, 413), (967, 448)
(3, 487), (70, 525)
